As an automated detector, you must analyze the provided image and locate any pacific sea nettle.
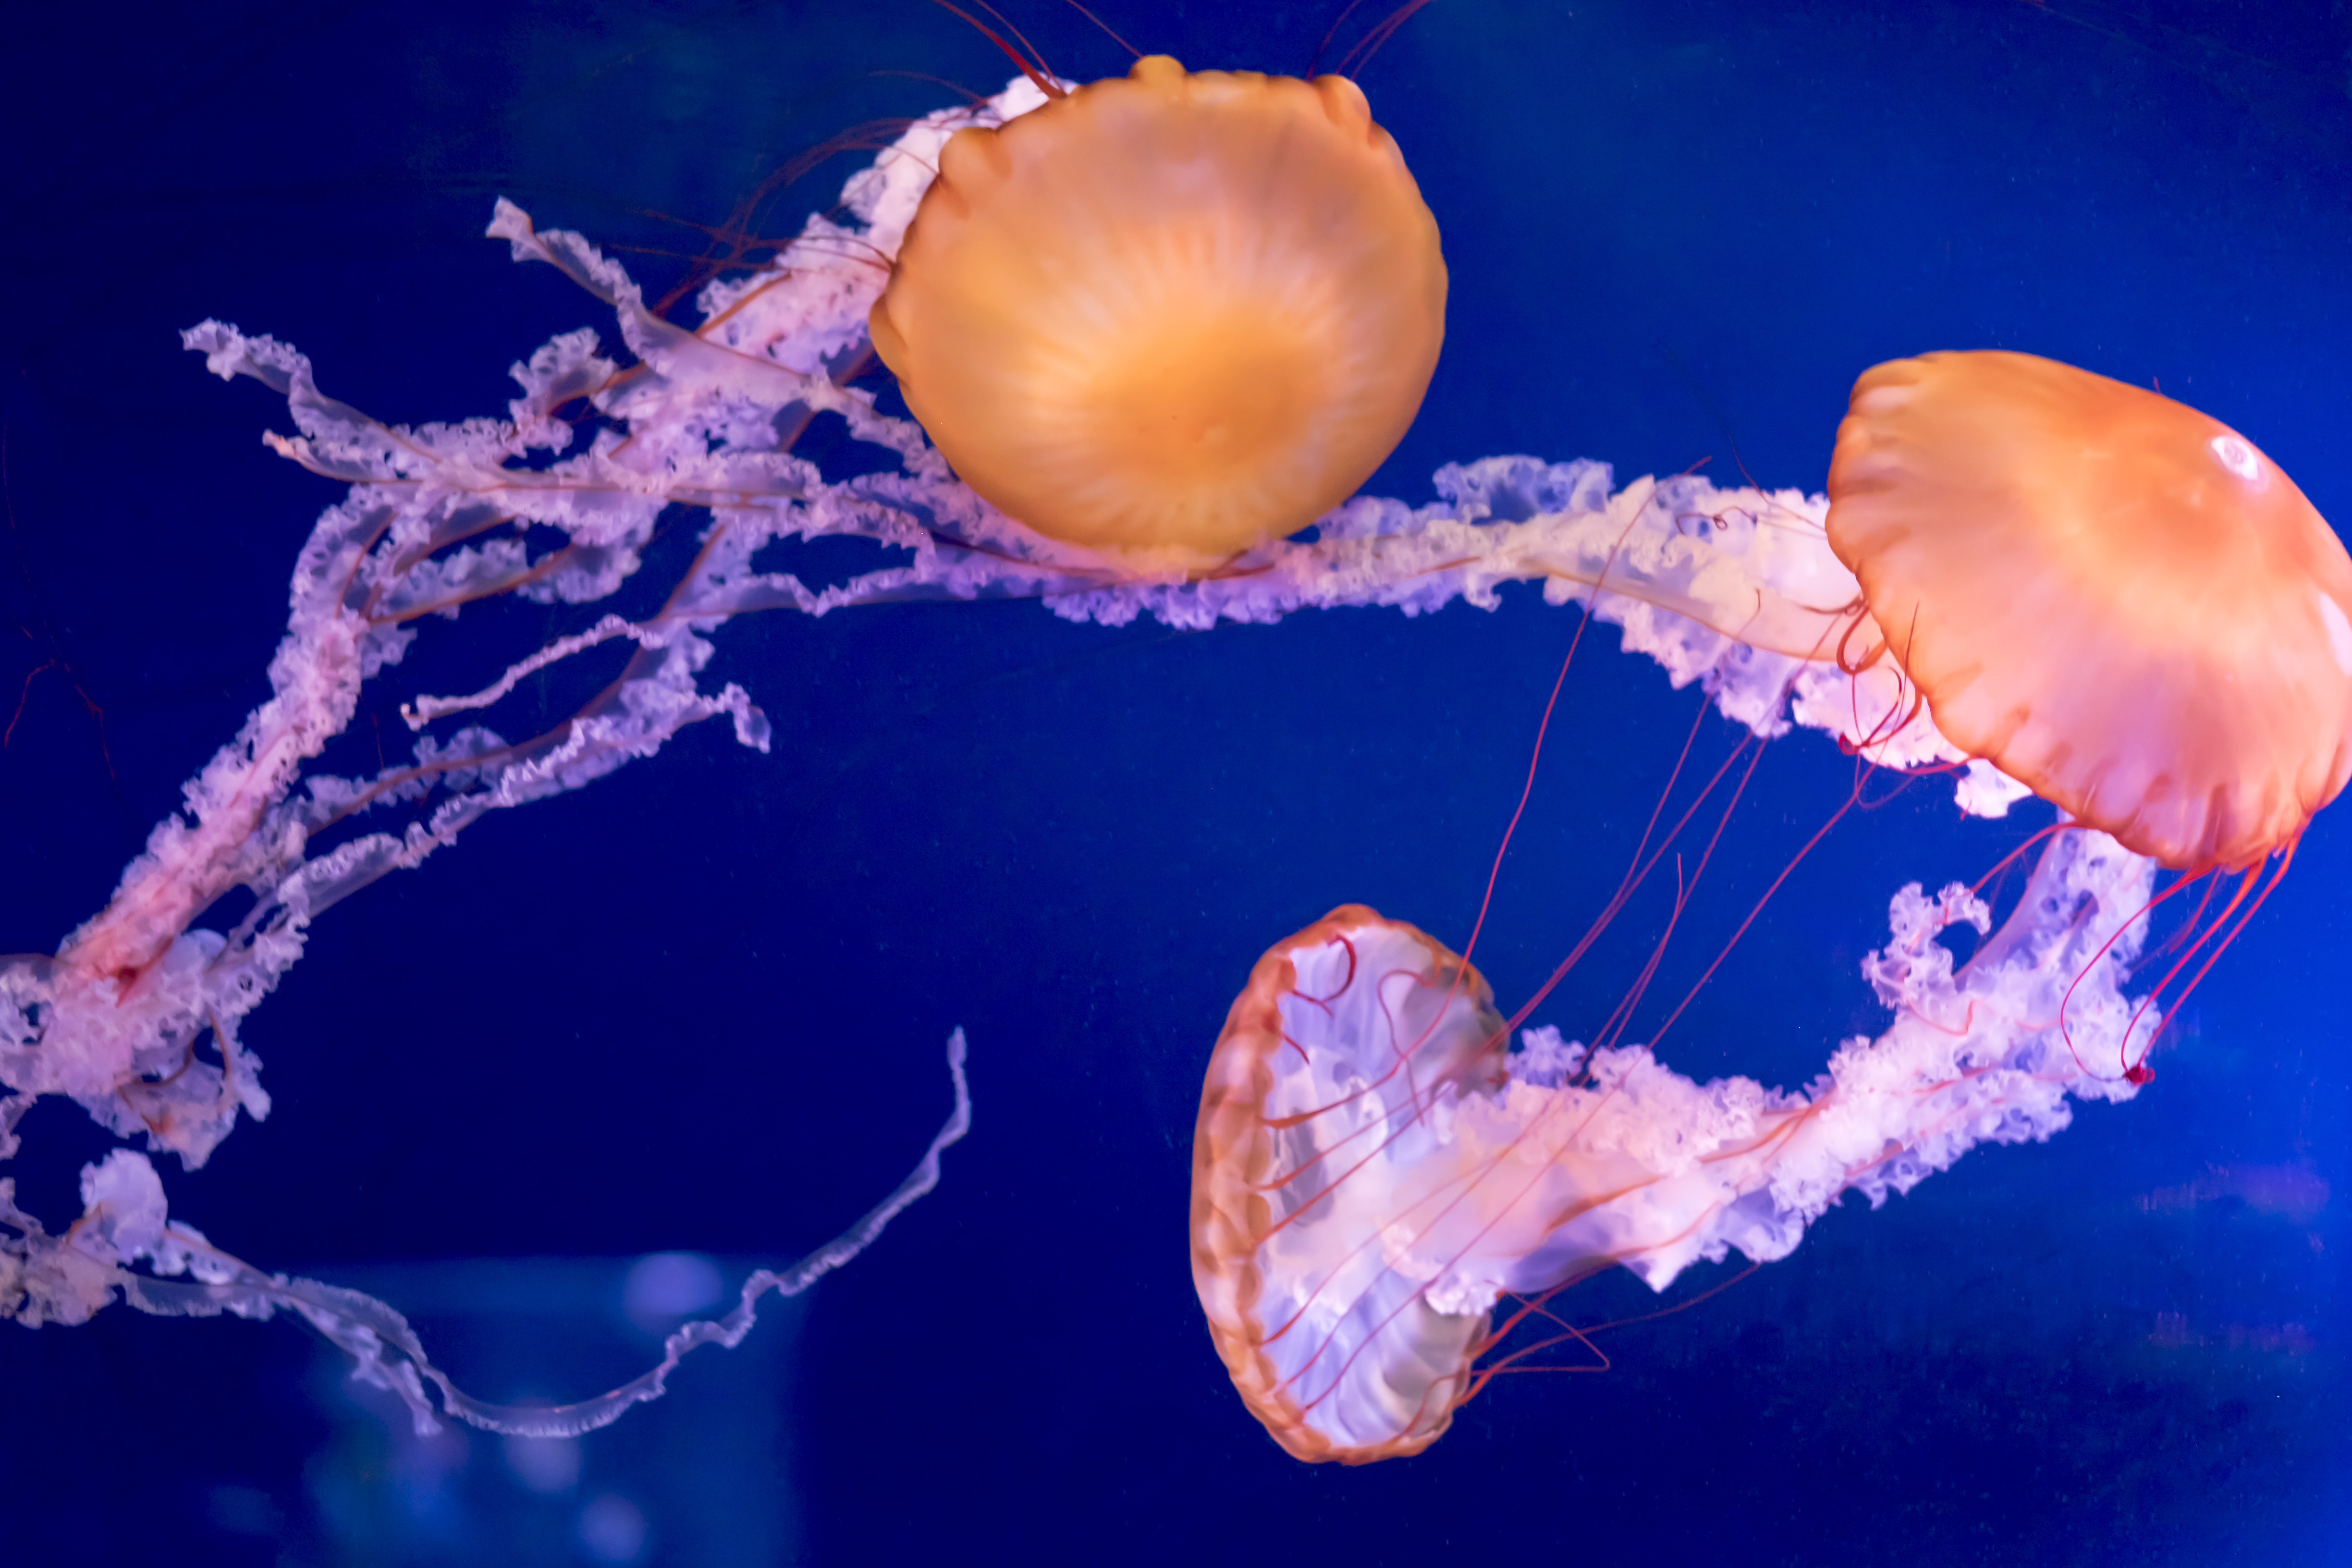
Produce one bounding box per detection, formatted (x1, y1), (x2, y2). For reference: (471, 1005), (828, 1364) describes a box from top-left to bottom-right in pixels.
(1190, 827), (2161, 1464)
(868, 54), (1447, 566)
(1825, 350), (2352, 872)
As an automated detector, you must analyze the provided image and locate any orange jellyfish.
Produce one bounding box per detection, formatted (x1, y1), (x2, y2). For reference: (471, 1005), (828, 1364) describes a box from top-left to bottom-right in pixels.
(867, 53), (1446, 565)
(1825, 349), (2352, 874)
(1188, 351), (2352, 1462)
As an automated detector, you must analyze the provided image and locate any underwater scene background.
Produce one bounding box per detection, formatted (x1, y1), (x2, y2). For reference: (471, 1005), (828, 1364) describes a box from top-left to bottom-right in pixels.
(2, 1), (2347, 1562)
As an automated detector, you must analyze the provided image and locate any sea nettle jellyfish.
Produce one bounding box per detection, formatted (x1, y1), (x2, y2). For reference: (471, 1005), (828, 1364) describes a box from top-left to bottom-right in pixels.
(869, 52), (1446, 564)
(1825, 349), (2352, 875)
(1187, 353), (2351, 1462)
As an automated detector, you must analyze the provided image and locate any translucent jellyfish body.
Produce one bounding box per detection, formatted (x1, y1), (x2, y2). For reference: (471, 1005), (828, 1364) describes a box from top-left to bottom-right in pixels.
(1194, 830), (2158, 1462)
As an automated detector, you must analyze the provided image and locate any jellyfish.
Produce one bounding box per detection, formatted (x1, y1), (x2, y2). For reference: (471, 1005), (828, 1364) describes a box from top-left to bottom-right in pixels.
(1185, 355), (2352, 1461)
(1189, 840), (2156, 1462)
(869, 54), (1446, 563)
(1824, 349), (2352, 873)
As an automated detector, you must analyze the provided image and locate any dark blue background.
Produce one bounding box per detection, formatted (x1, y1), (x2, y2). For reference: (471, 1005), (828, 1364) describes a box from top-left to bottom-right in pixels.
(2, 2), (2347, 1563)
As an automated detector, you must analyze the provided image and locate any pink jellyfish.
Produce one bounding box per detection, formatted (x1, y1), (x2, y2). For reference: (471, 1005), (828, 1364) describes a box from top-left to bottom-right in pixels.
(1189, 834), (2150, 1463)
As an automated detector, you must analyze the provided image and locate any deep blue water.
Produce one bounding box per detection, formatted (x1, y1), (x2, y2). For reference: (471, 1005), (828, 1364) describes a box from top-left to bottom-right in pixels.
(2, 2), (2348, 1563)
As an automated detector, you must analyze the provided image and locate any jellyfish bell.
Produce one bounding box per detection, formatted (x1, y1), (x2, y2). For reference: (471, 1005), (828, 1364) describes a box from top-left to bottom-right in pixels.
(867, 54), (1447, 568)
(1190, 904), (1783, 1464)
(1191, 906), (1507, 1462)
(1825, 349), (2352, 872)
